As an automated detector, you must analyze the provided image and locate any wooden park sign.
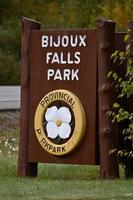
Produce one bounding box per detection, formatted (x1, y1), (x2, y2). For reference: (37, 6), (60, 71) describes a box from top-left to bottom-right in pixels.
(31, 29), (97, 159)
(18, 17), (133, 179)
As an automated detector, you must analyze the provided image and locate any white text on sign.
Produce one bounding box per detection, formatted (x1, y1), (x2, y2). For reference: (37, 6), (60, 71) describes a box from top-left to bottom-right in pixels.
(41, 34), (87, 81)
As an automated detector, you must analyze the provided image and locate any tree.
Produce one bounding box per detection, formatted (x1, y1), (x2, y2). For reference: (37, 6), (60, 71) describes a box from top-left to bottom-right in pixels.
(108, 33), (133, 178)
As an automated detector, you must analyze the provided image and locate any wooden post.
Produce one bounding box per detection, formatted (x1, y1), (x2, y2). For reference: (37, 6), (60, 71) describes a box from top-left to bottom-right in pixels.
(18, 17), (41, 176)
(124, 21), (133, 178)
(97, 19), (119, 179)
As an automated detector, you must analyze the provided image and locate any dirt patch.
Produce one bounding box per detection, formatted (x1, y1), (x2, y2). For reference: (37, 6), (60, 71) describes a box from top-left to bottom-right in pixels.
(0, 111), (19, 136)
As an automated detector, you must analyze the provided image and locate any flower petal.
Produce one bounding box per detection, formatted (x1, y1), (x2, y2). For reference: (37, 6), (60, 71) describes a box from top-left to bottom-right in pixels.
(46, 122), (59, 139)
(58, 123), (71, 139)
(58, 107), (71, 123)
(45, 106), (58, 122)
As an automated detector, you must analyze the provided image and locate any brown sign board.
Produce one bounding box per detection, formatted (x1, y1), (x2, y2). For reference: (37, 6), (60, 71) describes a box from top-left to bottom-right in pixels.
(20, 17), (130, 178)
(28, 29), (98, 165)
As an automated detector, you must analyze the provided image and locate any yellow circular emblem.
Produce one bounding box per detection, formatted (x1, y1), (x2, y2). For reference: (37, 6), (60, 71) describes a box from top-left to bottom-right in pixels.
(34, 89), (86, 156)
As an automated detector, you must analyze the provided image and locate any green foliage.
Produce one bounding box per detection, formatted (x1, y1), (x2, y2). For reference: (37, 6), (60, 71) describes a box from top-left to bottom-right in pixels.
(0, 23), (20, 85)
(108, 33), (133, 161)
(100, 0), (133, 31)
(0, 50), (19, 85)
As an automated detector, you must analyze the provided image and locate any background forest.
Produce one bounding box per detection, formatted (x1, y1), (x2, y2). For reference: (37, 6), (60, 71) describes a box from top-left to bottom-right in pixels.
(0, 0), (133, 85)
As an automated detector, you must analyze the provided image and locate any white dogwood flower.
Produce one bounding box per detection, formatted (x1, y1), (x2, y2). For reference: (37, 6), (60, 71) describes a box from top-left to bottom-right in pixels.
(45, 106), (72, 139)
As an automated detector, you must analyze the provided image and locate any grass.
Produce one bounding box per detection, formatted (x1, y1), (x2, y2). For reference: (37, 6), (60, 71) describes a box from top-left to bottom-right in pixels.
(0, 156), (133, 200)
(0, 111), (133, 200)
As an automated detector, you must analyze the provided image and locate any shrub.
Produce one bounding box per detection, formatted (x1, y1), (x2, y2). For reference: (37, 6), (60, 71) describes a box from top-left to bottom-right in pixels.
(108, 34), (133, 166)
(0, 50), (19, 85)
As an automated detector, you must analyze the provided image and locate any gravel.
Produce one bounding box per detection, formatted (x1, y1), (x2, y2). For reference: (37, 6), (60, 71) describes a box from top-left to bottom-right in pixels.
(0, 111), (19, 133)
